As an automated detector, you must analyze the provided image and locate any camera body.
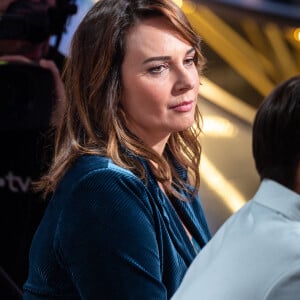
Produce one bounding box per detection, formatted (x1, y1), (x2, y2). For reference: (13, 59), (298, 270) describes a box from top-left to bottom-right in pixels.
(0, 0), (77, 43)
(0, 2), (77, 295)
(0, 62), (54, 129)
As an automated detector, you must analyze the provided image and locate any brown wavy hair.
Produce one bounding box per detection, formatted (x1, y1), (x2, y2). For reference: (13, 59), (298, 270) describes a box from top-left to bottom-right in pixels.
(38, 0), (206, 200)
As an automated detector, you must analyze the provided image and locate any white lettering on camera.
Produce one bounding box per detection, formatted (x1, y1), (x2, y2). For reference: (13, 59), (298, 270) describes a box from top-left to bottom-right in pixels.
(0, 172), (31, 193)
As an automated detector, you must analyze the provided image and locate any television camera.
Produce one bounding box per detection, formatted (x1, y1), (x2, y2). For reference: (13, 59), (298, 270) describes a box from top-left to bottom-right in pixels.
(0, 0), (77, 48)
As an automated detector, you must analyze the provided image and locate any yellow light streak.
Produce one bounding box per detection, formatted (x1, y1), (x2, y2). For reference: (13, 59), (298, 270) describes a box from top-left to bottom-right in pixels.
(264, 23), (299, 79)
(198, 78), (257, 125)
(202, 116), (237, 138)
(172, 0), (183, 7)
(200, 154), (247, 213)
(241, 19), (278, 81)
(183, 2), (275, 96)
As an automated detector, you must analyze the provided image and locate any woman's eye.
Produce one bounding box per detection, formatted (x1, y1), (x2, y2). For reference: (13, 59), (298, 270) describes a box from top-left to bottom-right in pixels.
(148, 64), (168, 74)
(184, 57), (195, 66)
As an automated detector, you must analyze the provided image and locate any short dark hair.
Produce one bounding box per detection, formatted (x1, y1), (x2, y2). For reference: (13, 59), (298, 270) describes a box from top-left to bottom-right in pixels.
(252, 75), (300, 190)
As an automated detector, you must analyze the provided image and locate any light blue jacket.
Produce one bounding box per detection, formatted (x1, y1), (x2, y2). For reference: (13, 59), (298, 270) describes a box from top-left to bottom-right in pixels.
(172, 179), (300, 300)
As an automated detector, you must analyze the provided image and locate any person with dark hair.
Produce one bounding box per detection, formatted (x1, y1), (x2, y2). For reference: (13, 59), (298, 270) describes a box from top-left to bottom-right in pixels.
(0, 0), (67, 125)
(253, 77), (300, 192)
(23, 0), (211, 299)
(172, 75), (300, 300)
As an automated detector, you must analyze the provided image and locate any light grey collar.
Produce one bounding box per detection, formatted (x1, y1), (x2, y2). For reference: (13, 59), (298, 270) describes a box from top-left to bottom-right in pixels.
(253, 179), (300, 221)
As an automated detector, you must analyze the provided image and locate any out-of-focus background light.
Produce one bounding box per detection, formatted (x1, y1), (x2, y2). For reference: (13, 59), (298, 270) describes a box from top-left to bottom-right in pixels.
(173, 0), (183, 7)
(294, 28), (300, 42)
(200, 154), (247, 213)
(202, 116), (237, 138)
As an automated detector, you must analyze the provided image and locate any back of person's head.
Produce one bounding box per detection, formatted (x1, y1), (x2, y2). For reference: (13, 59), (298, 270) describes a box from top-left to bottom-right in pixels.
(252, 75), (300, 190)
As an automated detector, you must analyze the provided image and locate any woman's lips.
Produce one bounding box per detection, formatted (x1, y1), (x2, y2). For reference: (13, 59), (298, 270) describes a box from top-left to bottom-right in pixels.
(169, 100), (194, 112)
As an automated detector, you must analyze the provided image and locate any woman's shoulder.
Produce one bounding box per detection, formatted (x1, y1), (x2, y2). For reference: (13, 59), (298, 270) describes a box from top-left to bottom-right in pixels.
(60, 155), (139, 188)
(51, 155), (151, 215)
(58, 155), (144, 195)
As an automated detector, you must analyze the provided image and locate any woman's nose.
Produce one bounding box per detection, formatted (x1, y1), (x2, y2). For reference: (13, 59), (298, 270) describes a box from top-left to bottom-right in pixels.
(173, 65), (197, 93)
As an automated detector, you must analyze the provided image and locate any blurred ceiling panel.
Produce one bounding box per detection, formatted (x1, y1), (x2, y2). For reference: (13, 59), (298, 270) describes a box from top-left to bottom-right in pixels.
(194, 0), (300, 26)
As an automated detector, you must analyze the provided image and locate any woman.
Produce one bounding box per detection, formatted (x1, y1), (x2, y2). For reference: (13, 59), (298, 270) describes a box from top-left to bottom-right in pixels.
(23, 0), (211, 299)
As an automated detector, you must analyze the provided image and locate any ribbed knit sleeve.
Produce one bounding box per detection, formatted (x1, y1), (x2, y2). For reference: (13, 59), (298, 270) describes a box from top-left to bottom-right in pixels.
(55, 167), (167, 299)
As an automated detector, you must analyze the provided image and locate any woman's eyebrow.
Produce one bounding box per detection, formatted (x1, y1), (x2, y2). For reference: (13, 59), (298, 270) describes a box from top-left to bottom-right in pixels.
(143, 55), (170, 64)
(186, 47), (196, 55)
(143, 47), (195, 64)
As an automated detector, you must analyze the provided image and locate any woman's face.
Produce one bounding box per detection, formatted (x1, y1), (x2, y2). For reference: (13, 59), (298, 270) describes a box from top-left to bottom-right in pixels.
(121, 17), (200, 151)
